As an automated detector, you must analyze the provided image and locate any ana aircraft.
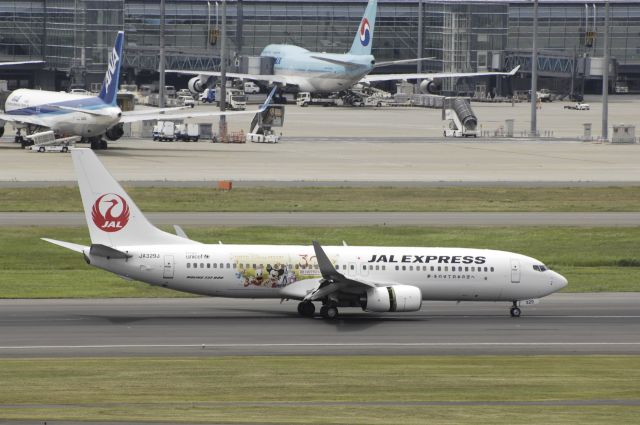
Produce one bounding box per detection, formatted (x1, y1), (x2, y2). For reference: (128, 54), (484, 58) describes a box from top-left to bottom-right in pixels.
(44, 149), (568, 319)
(170, 0), (520, 96)
(0, 32), (268, 149)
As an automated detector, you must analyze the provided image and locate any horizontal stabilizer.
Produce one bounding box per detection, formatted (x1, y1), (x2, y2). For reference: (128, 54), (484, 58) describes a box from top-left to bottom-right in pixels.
(90, 244), (132, 259)
(41, 238), (88, 253)
(310, 56), (366, 69)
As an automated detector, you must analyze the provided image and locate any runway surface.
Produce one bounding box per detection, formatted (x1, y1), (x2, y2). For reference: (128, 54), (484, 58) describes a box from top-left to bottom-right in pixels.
(0, 293), (638, 357)
(2, 211), (639, 227)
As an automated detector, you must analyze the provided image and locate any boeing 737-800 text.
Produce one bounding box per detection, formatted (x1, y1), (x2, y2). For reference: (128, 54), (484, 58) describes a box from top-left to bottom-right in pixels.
(43, 149), (567, 319)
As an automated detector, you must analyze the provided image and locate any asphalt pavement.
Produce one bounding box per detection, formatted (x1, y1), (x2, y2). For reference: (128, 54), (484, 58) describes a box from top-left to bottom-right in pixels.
(0, 294), (638, 357)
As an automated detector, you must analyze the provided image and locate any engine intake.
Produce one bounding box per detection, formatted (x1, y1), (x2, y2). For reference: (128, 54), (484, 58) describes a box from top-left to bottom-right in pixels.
(419, 79), (441, 95)
(105, 123), (124, 141)
(361, 285), (422, 312)
(188, 76), (208, 94)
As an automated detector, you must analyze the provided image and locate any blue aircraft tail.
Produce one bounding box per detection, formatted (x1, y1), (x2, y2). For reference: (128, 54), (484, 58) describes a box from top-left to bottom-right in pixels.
(349, 0), (377, 56)
(98, 31), (124, 106)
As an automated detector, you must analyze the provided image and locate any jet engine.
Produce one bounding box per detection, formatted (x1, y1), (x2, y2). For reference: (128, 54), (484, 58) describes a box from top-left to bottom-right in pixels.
(361, 285), (422, 313)
(419, 79), (441, 95)
(188, 75), (208, 94)
(105, 123), (124, 141)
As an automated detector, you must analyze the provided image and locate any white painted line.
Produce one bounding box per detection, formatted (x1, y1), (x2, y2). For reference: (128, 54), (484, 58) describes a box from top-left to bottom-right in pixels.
(1, 342), (640, 350)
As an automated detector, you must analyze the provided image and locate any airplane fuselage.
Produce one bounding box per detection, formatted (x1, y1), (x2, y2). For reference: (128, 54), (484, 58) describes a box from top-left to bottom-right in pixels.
(86, 244), (566, 302)
(4, 89), (121, 137)
(260, 45), (374, 93)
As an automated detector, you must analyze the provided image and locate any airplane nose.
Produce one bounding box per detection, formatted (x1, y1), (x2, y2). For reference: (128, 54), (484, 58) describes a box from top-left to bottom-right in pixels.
(553, 271), (568, 290)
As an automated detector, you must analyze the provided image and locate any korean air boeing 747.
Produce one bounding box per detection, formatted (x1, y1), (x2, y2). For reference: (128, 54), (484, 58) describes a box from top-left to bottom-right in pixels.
(171, 0), (520, 95)
(0, 32), (268, 149)
(43, 149), (567, 319)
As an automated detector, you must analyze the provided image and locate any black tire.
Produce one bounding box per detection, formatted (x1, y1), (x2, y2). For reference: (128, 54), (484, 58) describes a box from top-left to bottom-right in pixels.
(61, 146), (68, 153)
(38, 146), (45, 153)
(100, 140), (108, 150)
(302, 102), (309, 107)
(510, 307), (521, 318)
(298, 301), (315, 317)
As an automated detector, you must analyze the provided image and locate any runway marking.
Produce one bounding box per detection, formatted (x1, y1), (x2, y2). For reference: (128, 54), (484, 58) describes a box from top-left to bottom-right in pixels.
(1, 342), (640, 350)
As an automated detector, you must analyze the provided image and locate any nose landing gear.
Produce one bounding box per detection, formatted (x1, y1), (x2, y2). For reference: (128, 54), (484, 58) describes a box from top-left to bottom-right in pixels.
(510, 301), (521, 318)
(297, 301), (315, 317)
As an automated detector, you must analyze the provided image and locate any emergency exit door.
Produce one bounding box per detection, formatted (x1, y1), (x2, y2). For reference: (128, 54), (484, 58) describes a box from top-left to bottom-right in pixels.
(163, 255), (174, 279)
(510, 259), (521, 283)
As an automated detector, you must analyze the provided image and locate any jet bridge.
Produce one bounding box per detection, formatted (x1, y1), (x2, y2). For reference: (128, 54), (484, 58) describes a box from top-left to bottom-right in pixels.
(442, 97), (478, 138)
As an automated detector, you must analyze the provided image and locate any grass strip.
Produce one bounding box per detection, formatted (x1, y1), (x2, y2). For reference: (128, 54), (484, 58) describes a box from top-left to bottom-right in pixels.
(2, 186), (640, 212)
(0, 226), (639, 298)
(0, 356), (638, 424)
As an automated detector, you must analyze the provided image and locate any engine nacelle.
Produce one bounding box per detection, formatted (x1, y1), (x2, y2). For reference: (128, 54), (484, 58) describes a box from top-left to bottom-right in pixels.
(188, 76), (207, 94)
(419, 79), (441, 95)
(105, 123), (124, 141)
(361, 285), (422, 313)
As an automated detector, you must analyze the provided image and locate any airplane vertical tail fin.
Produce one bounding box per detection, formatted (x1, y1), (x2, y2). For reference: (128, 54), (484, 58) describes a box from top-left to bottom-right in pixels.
(71, 148), (195, 247)
(97, 31), (124, 106)
(349, 0), (377, 56)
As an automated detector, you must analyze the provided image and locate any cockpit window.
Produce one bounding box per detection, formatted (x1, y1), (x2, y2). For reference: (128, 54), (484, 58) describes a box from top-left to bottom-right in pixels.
(533, 264), (547, 272)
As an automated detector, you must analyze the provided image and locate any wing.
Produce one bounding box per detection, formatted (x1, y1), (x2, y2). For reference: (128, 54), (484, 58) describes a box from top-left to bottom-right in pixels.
(280, 241), (377, 302)
(166, 69), (293, 86)
(119, 105), (267, 123)
(361, 65), (521, 83)
(0, 60), (45, 67)
(0, 113), (48, 127)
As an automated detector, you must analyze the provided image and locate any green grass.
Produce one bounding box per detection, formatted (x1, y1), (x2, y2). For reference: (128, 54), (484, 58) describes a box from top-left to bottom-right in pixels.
(0, 356), (638, 424)
(2, 186), (640, 212)
(1, 226), (639, 298)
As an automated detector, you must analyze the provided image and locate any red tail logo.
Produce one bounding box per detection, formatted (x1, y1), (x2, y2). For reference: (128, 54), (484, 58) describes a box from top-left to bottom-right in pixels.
(91, 193), (130, 232)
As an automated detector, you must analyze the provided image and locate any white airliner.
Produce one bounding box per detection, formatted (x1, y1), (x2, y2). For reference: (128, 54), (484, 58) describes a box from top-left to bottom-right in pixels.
(170, 0), (520, 95)
(43, 149), (568, 319)
(0, 32), (268, 149)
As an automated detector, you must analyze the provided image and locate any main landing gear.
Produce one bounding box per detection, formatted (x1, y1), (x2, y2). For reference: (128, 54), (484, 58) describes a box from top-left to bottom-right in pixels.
(297, 301), (315, 317)
(510, 301), (521, 318)
(297, 301), (339, 319)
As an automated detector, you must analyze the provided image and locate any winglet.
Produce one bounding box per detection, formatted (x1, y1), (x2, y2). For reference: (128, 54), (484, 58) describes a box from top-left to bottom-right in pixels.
(260, 86), (278, 112)
(509, 65), (521, 76)
(312, 241), (343, 281)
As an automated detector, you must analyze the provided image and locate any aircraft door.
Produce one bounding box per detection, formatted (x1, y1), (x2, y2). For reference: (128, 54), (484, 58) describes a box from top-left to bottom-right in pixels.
(163, 255), (175, 279)
(510, 259), (521, 283)
(360, 262), (369, 277)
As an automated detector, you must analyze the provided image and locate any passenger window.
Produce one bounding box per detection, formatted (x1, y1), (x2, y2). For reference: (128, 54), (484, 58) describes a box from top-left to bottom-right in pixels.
(430, 266), (434, 272)
(363, 265), (367, 270)
(350, 265), (354, 270)
(409, 266), (413, 271)
(395, 266), (399, 271)
(465, 267), (469, 272)
(382, 266), (386, 271)
(444, 266), (448, 272)
(490, 267), (494, 272)
(207, 263), (211, 269)
(226, 263), (230, 268)
(402, 266), (406, 271)
(213, 263), (217, 268)
(471, 267), (475, 272)
(200, 263), (204, 268)
(193, 263), (197, 269)
(438, 266), (441, 272)
(187, 263), (191, 269)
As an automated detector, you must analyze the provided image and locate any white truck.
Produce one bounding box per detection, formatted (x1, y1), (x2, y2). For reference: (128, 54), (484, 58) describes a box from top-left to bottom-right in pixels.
(217, 88), (247, 110)
(175, 123), (200, 142)
(178, 95), (195, 108)
(152, 121), (176, 142)
(26, 130), (80, 153)
(296, 92), (342, 107)
(244, 81), (260, 94)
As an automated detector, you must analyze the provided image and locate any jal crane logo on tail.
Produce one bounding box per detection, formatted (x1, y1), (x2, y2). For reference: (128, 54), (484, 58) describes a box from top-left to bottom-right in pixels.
(359, 18), (371, 46)
(91, 193), (130, 232)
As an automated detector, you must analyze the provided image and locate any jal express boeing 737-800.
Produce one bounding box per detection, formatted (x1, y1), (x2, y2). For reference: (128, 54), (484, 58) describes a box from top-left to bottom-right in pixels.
(43, 149), (567, 319)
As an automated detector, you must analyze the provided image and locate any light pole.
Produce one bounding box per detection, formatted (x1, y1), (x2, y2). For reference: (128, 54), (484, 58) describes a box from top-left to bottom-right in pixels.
(219, 0), (227, 141)
(159, 0), (166, 108)
(530, 0), (538, 137)
(601, 0), (610, 140)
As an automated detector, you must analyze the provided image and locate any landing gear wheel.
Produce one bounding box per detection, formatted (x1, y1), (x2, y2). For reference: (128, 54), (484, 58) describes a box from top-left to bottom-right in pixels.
(510, 307), (521, 318)
(99, 140), (108, 149)
(297, 301), (315, 317)
(320, 305), (339, 320)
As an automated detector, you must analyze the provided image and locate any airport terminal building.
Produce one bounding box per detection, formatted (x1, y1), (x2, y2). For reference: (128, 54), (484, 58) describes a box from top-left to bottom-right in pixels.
(0, 0), (639, 95)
